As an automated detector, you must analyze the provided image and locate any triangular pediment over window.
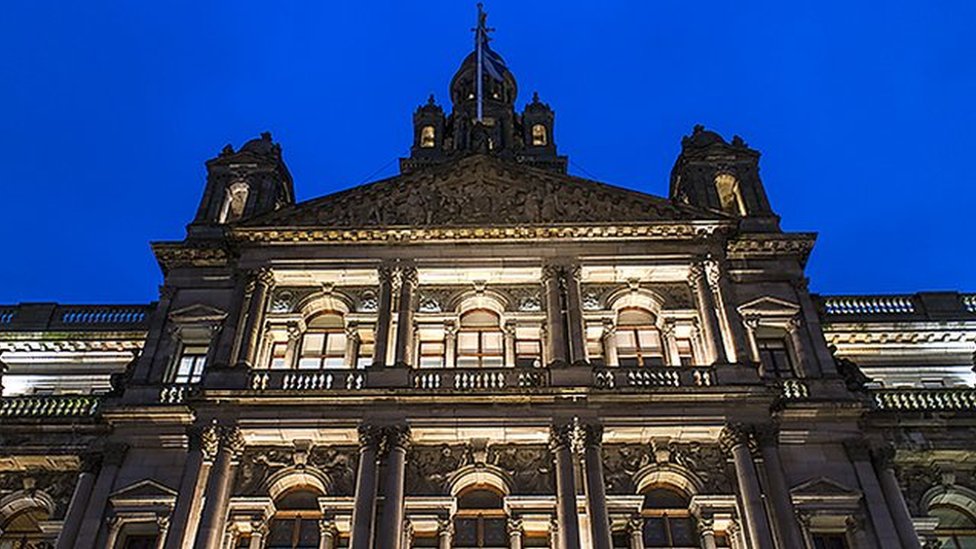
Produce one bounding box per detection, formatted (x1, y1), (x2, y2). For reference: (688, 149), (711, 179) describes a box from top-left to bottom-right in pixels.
(168, 304), (228, 324)
(244, 154), (726, 228)
(109, 478), (178, 500)
(790, 477), (860, 497)
(737, 296), (801, 317)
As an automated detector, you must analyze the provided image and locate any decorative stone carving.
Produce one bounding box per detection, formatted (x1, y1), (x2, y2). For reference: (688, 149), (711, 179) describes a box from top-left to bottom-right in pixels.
(245, 155), (710, 229)
(234, 445), (359, 497)
(0, 469), (79, 518)
(487, 444), (554, 495)
(405, 444), (472, 495)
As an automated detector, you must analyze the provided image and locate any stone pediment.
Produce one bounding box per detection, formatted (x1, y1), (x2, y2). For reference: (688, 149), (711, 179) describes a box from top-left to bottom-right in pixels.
(737, 296), (801, 317)
(168, 303), (228, 324)
(790, 477), (859, 497)
(109, 478), (177, 500)
(245, 154), (725, 228)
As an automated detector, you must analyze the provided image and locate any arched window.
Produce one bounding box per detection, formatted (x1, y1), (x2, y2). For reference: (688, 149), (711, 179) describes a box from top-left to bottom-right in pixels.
(453, 487), (508, 548)
(640, 487), (698, 548)
(0, 507), (51, 549)
(420, 125), (436, 148)
(456, 310), (504, 368)
(531, 124), (547, 146)
(298, 313), (348, 369)
(616, 308), (665, 367)
(267, 490), (322, 549)
(714, 174), (745, 216)
(931, 504), (976, 548)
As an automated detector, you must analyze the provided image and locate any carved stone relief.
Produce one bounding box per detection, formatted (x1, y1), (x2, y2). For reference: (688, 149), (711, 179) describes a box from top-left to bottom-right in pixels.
(487, 444), (553, 495)
(0, 469), (78, 519)
(234, 445), (358, 497)
(405, 444), (473, 495)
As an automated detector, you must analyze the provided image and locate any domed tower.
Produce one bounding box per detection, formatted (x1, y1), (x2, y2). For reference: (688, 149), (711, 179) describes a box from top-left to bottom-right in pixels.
(401, 6), (567, 173)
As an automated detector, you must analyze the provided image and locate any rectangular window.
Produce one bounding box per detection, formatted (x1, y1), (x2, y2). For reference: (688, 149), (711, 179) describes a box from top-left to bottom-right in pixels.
(757, 337), (795, 378)
(419, 340), (445, 368)
(457, 330), (505, 368)
(123, 536), (159, 549)
(676, 338), (695, 366)
(617, 328), (665, 367)
(812, 533), (849, 549)
(299, 331), (347, 369)
(269, 341), (288, 369)
(173, 344), (208, 384)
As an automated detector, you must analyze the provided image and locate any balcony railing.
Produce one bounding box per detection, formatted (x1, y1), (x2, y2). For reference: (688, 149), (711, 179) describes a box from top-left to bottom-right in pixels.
(821, 295), (916, 316)
(816, 292), (976, 321)
(871, 388), (976, 411)
(250, 369), (367, 392)
(592, 367), (715, 390)
(0, 395), (101, 418)
(411, 368), (548, 391)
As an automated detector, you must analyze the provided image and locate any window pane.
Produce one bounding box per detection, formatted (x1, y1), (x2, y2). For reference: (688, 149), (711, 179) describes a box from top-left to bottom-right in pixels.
(669, 517), (696, 546)
(482, 356), (504, 368)
(325, 333), (347, 354)
(642, 517), (668, 546)
(482, 332), (503, 354)
(483, 518), (508, 544)
(297, 357), (320, 370)
(616, 331), (637, 350)
(637, 329), (661, 350)
(457, 356), (479, 368)
(323, 356), (345, 368)
(454, 518), (478, 545)
(419, 356), (443, 368)
(458, 332), (480, 353)
(302, 333), (325, 356)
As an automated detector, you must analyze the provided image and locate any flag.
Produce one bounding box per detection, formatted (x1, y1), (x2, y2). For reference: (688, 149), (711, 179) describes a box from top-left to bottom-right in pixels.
(482, 43), (507, 82)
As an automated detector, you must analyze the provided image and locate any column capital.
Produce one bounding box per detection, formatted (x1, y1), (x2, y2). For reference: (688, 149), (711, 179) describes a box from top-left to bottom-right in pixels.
(625, 514), (643, 534)
(742, 314), (762, 330)
(399, 266), (419, 289)
(786, 314), (803, 333)
(718, 423), (752, 455)
(319, 518), (338, 538)
(444, 320), (458, 338)
(377, 265), (396, 285)
(703, 258), (722, 291)
(566, 263), (582, 281)
(506, 517), (524, 536)
(197, 423), (221, 462)
(256, 267), (275, 287)
(541, 264), (563, 283)
(687, 263), (706, 286)
(660, 317), (677, 336)
(221, 426), (246, 459)
(380, 424), (411, 455)
(345, 322), (361, 341)
(697, 515), (715, 536)
(549, 421), (576, 452)
(357, 423), (384, 449)
(601, 319), (616, 339)
(577, 422), (604, 449)
(437, 517), (454, 537)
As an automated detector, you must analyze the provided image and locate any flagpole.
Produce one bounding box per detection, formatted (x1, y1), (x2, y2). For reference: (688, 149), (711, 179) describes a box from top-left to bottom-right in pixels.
(475, 3), (484, 122)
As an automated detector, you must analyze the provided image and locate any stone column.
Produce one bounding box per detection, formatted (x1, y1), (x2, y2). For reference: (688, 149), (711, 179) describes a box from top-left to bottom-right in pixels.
(319, 519), (338, 549)
(195, 426), (246, 549)
(504, 321), (518, 367)
(372, 266), (395, 367)
(72, 442), (127, 549)
(704, 258), (750, 363)
(550, 421), (581, 549)
(508, 518), (524, 549)
(661, 319), (682, 366)
(249, 519), (268, 549)
(873, 447), (921, 549)
(55, 454), (99, 549)
(741, 315), (761, 364)
(393, 266), (418, 367)
(437, 518), (453, 549)
(163, 424), (218, 549)
(283, 323), (302, 370)
(344, 323), (362, 368)
(238, 268), (274, 367)
(697, 516), (718, 549)
(786, 315), (812, 377)
(627, 515), (645, 549)
(564, 265), (587, 364)
(376, 425), (411, 549)
(543, 265), (568, 366)
(688, 264), (726, 364)
(444, 321), (457, 368)
(753, 425), (804, 549)
(719, 425), (774, 549)
(600, 320), (618, 367)
(350, 424), (382, 549)
(844, 441), (902, 549)
(579, 423), (612, 549)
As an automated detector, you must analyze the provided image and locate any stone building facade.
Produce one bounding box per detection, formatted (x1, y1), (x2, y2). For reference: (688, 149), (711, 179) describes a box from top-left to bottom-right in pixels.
(2, 32), (975, 549)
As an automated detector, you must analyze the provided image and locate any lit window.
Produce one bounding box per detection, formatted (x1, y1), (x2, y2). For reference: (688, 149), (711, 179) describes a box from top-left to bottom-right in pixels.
(269, 341), (288, 369)
(616, 308), (665, 367)
(0, 506), (51, 548)
(219, 181), (250, 223)
(714, 173), (746, 216)
(676, 338), (695, 366)
(173, 344), (208, 384)
(456, 309), (504, 368)
(531, 124), (548, 146)
(515, 326), (542, 367)
(756, 336), (795, 378)
(299, 313), (348, 369)
(640, 488), (697, 548)
(419, 340), (445, 368)
(420, 125), (436, 148)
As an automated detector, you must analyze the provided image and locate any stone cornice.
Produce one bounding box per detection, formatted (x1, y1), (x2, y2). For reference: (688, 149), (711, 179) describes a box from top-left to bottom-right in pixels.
(726, 233), (817, 266)
(0, 335), (146, 352)
(230, 221), (731, 245)
(152, 241), (232, 273)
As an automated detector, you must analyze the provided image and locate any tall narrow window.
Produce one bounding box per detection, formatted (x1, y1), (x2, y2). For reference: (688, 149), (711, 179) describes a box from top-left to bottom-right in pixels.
(173, 344), (208, 384)
(219, 181), (250, 223)
(453, 487), (509, 548)
(714, 174), (746, 216)
(615, 308), (665, 367)
(676, 338), (695, 366)
(531, 124), (548, 146)
(269, 341), (288, 369)
(456, 309), (504, 368)
(640, 487), (698, 548)
(420, 125), (436, 148)
(515, 326), (543, 367)
(299, 313), (348, 369)
(756, 336), (795, 378)
(267, 490), (322, 549)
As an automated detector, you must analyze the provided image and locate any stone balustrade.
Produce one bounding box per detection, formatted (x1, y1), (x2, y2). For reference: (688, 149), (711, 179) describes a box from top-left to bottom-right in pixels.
(0, 395), (101, 418)
(821, 295), (916, 315)
(592, 366), (716, 390)
(872, 388), (976, 411)
(159, 383), (199, 404)
(249, 369), (367, 392)
(779, 378), (810, 400)
(410, 368), (548, 391)
(0, 302), (154, 331)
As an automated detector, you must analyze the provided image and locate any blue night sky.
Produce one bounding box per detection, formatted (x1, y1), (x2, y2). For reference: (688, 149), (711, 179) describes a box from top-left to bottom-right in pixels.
(0, 1), (973, 304)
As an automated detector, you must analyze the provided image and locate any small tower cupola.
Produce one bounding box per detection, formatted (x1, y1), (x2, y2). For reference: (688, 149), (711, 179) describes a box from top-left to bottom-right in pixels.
(189, 132), (294, 237)
(670, 125), (778, 231)
(411, 95), (446, 158)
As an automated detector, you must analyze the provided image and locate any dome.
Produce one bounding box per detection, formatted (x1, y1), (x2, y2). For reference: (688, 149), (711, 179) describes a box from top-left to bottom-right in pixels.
(449, 50), (518, 107)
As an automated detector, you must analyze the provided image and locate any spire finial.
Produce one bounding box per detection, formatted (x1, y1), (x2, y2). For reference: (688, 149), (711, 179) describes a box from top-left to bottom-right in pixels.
(427, 94), (435, 106)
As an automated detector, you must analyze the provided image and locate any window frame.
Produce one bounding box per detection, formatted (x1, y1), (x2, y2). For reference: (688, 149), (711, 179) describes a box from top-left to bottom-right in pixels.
(298, 329), (348, 370)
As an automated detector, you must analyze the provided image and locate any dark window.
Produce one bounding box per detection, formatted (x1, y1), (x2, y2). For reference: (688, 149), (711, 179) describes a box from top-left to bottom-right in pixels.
(453, 488), (508, 548)
(640, 488), (699, 548)
(931, 504), (976, 549)
(123, 536), (159, 549)
(267, 490), (322, 549)
(456, 310), (504, 368)
(757, 337), (794, 378)
(812, 533), (849, 549)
